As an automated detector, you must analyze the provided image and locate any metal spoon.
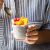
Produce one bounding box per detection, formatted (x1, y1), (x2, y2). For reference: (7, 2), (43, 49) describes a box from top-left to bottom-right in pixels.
(4, 3), (12, 16)
(43, 1), (50, 24)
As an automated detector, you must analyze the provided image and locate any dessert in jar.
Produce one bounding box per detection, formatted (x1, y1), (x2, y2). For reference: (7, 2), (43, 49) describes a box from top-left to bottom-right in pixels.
(11, 16), (28, 40)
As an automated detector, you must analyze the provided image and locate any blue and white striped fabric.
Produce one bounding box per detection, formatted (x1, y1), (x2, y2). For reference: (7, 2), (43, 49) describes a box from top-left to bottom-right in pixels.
(15, 0), (49, 22)
(0, 0), (50, 50)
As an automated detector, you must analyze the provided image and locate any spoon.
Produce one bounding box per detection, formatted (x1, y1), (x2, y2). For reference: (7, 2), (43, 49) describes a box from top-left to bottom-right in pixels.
(4, 3), (12, 16)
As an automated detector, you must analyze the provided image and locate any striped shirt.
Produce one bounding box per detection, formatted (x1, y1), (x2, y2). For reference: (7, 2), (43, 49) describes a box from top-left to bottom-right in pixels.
(15, 0), (50, 29)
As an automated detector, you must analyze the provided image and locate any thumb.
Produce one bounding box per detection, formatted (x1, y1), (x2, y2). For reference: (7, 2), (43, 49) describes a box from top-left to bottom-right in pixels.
(27, 25), (37, 33)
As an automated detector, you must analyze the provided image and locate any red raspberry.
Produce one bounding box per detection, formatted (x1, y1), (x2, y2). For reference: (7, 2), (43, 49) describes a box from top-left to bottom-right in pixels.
(16, 18), (20, 21)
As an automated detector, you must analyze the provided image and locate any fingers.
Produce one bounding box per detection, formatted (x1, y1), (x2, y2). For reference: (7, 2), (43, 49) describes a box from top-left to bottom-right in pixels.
(24, 35), (38, 44)
(24, 38), (36, 44)
(27, 24), (38, 32)
(26, 30), (38, 41)
(26, 31), (38, 36)
(24, 30), (39, 44)
(26, 35), (38, 40)
(24, 24), (39, 44)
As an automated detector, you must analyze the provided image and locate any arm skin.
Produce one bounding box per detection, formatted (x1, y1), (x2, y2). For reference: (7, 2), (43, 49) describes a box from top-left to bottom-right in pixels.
(36, 29), (50, 44)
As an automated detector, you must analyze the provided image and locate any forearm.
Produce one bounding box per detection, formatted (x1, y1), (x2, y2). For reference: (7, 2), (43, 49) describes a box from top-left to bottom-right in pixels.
(36, 29), (50, 44)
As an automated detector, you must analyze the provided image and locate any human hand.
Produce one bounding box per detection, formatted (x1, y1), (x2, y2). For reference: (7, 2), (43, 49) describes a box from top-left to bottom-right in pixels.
(24, 25), (39, 44)
(24, 26), (50, 44)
